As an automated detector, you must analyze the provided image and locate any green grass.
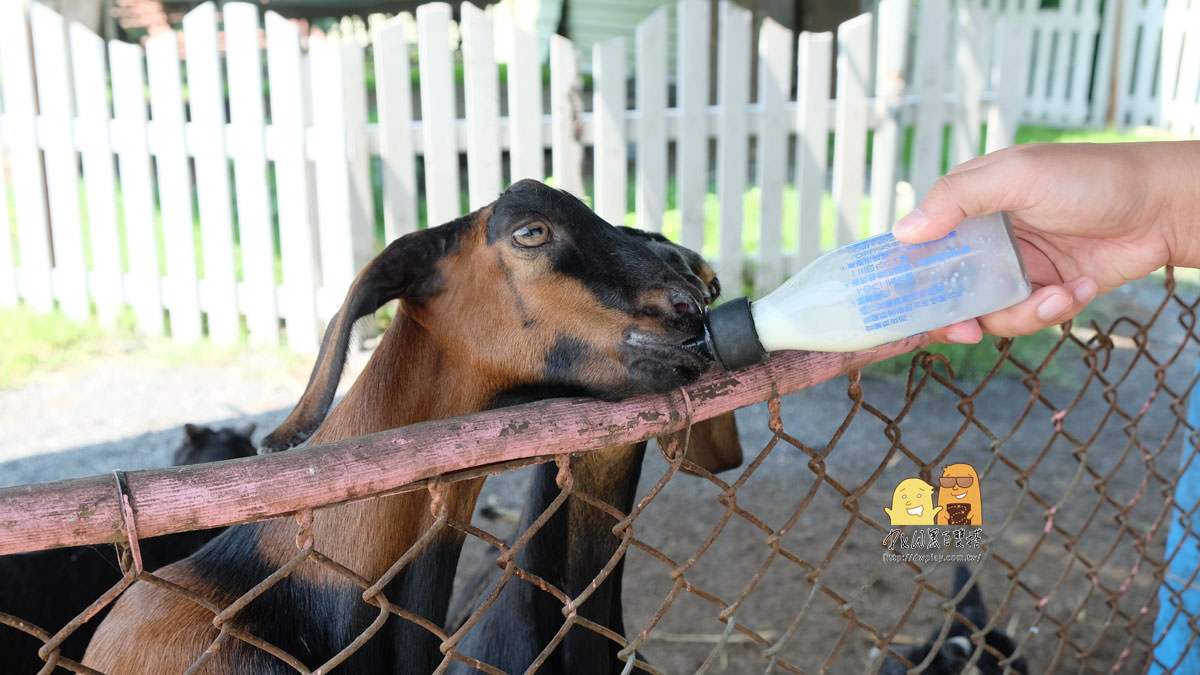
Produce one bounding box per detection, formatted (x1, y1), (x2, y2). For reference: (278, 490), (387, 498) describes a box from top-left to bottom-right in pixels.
(0, 308), (119, 388)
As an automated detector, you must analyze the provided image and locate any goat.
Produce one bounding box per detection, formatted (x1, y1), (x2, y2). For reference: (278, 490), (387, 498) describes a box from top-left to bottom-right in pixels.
(0, 423), (255, 673)
(443, 391), (742, 674)
(877, 564), (1028, 674)
(84, 179), (724, 674)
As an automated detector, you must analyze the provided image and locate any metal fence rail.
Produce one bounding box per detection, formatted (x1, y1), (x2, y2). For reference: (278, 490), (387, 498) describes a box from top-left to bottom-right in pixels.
(2, 272), (1199, 673)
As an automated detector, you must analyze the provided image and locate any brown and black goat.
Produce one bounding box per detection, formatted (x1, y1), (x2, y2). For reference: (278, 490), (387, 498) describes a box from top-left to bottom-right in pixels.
(84, 179), (729, 674)
(445, 414), (741, 674)
(1, 423), (256, 673)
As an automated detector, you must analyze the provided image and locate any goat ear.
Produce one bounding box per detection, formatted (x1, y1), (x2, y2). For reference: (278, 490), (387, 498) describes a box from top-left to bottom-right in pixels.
(660, 411), (744, 475)
(261, 221), (467, 453)
(183, 423), (202, 442)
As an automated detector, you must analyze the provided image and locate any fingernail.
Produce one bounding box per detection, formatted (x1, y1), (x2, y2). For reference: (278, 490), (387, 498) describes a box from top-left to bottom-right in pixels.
(892, 209), (928, 237)
(1071, 277), (1099, 303)
(1036, 292), (1072, 322)
(944, 322), (982, 344)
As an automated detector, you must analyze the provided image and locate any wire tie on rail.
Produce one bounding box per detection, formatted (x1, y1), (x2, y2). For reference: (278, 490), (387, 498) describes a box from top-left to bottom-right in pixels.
(112, 470), (144, 575)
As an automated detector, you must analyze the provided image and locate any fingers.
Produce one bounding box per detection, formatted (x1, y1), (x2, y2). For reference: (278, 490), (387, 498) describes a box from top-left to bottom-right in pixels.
(927, 319), (983, 345)
(926, 277), (1099, 344)
(893, 147), (1040, 244)
(974, 277), (1099, 338)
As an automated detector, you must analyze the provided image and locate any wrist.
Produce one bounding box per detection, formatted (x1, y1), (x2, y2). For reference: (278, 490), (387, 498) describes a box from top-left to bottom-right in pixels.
(1144, 141), (1200, 268)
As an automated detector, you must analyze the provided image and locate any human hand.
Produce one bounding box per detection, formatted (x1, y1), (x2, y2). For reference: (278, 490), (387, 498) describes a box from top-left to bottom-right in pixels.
(892, 141), (1200, 343)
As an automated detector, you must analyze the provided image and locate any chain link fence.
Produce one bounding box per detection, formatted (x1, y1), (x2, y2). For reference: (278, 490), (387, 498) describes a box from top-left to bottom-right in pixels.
(2, 271), (1199, 673)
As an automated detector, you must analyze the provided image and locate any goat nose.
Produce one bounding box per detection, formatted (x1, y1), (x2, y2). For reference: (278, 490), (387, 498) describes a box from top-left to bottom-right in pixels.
(668, 288), (701, 317)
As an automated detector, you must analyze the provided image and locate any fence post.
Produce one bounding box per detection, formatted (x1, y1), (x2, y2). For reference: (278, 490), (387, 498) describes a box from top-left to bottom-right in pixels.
(31, 3), (89, 322)
(375, 15), (420, 244)
(592, 37), (628, 227)
(909, 0), (950, 202)
(868, 0), (909, 238)
(0, 159), (13, 308)
(310, 36), (361, 318)
(831, 14), (872, 246)
(951, 1), (988, 169)
(266, 11), (321, 353)
(70, 22), (123, 328)
(109, 40), (165, 337)
(675, 0), (710, 254)
(418, 2), (463, 226)
(0, 3), (53, 313)
(146, 30), (204, 343)
(550, 34), (584, 197)
(507, 17), (546, 184)
(715, 1), (750, 291)
(986, 18), (1030, 153)
(754, 18), (792, 294)
(226, 2), (281, 347)
(635, 7), (669, 234)
(184, 2), (241, 346)
(793, 30), (832, 268)
(462, 3), (503, 212)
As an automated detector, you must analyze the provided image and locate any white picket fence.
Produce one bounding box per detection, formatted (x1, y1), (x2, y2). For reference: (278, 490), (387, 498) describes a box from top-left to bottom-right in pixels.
(1111, 0), (1200, 135)
(996, 0), (1199, 133)
(0, 0), (1030, 351)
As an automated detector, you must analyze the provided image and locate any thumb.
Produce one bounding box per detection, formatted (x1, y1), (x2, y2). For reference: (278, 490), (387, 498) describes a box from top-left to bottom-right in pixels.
(892, 154), (1022, 243)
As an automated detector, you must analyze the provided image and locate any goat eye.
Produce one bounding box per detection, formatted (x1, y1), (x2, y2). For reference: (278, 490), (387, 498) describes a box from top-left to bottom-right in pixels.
(513, 223), (551, 247)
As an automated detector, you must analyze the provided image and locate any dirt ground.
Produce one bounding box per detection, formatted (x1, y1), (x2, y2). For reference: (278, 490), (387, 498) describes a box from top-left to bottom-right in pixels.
(3, 274), (1196, 673)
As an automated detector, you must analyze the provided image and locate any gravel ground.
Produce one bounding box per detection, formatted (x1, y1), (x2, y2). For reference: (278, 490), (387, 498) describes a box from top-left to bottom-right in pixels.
(2, 275), (1195, 673)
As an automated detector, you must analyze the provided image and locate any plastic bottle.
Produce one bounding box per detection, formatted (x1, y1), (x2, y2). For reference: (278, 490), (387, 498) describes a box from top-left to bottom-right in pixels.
(695, 211), (1032, 370)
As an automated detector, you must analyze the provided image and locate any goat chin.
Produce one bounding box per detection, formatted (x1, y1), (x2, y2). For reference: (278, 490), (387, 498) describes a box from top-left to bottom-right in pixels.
(84, 180), (730, 674)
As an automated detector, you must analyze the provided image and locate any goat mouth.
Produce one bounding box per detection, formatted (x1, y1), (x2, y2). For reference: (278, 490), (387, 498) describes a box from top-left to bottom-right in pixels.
(622, 330), (711, 389)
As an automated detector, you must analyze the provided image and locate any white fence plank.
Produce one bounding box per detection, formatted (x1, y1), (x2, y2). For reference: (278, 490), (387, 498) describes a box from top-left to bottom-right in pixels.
(675, 0), (711, 253)
(952, 1), (988, 169)
(1163, 0), (1200, 137)
(794, 30), (832, 267)
(715, 1), (750, 291)
(1067, 0), (1101, 126)
(0, 151), (14, 307)
(69, 22), (123, 327)
(375, 15), (419, 243)
(226, 2), (280, 346)
(184, 2), (240, 345)
(507, 18), (545, 183)
(910, 0), (950, 201)
(869, 0), (909, 236)
(592, 37), (627, 226)
(418, 2), (462, 225)
(309, 36), (360, 312)
(550, 34), (584, 197)
(1090, 0), (1119, 127)
(266, 10), (320, 353)
(461, 3), (502, 210)
(635, 6), (668, 233)
(146, 30), (203, 343)
(342, 41), (375, 272)
(30, 3), (89, 321)
(831, 14), (872, 246)
(987, 17), (1031, 152)
(0, 3), (53, 312)
(754, 18), (791, 293)
(109, 40), (164, 337)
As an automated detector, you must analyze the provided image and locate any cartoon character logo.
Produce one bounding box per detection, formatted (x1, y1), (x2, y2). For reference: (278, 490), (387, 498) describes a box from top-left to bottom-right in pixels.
(936, 462), (982, 525)
(885, 478), (943, 525)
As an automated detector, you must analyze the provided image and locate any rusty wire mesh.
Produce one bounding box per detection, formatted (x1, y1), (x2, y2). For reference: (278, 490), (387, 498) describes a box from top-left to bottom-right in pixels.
(4, 271), (1200, 673)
